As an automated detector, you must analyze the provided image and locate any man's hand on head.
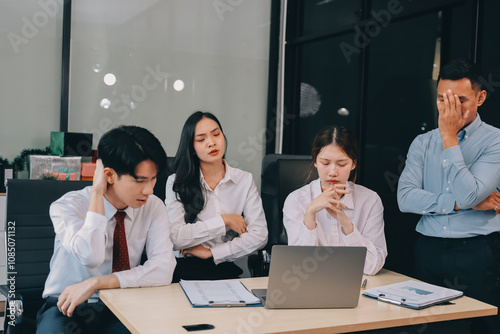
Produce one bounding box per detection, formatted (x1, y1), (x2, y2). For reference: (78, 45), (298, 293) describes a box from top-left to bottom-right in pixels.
(438, 89), (470, 150)
(88, 159), (108, 216)
(92, 159), (107, 195)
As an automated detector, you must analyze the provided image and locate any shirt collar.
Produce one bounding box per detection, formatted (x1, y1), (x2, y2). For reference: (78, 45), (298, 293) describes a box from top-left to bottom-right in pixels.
(103, 195), (135, 222)
(458, 113), (482, 140)
(199, 160), (235, 191)
(312, 179), (355, 210)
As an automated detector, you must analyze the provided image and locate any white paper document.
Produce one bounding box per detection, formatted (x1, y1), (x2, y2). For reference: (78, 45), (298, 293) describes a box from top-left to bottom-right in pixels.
(363, 280), (463, 309)
(179, 280), (261, 307)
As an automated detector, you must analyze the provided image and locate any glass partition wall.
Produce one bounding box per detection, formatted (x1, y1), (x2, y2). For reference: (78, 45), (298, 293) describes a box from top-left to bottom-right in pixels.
(68, 0), (271, 182)
(1, 0), (272, 184)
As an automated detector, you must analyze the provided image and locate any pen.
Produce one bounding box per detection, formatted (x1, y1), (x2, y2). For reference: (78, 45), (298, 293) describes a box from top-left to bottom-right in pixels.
(361, 278), (367, 290)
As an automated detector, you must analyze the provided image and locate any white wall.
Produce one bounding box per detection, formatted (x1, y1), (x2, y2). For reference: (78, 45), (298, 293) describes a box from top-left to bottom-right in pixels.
(0, 0), (62, 161)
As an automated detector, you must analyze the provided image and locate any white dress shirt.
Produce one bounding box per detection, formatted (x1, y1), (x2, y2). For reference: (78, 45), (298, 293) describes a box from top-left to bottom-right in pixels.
(166, 162), (268, 264)
(42, 186), (176, 298)
(283, 179), (387, 275)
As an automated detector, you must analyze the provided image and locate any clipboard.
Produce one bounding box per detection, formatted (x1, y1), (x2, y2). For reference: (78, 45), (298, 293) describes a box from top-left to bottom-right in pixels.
(179, 280), (262, 308)
(363, 280), (463, 310)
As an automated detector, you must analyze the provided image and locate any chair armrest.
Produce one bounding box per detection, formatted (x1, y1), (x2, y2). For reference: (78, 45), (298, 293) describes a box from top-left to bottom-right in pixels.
(247, 250), (271, 277)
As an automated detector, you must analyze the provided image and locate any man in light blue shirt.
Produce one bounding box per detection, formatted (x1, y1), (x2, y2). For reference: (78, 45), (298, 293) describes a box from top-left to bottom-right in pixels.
(398, 58), (500, 334)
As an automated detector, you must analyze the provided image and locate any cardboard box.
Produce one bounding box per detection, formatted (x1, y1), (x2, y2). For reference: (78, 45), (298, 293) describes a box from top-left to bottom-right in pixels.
(81, 162), (96, 181)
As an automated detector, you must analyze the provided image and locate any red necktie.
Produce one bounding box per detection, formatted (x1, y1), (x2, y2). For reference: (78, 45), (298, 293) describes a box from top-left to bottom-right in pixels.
(112, 211), (130, 273)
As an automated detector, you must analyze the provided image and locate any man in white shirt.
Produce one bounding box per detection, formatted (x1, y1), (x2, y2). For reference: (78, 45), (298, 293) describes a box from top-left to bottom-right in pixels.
(36, 126), (176, 333)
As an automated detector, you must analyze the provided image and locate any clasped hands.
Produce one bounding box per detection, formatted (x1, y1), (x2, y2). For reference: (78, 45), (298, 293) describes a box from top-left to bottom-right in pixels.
(306, 183), (354, 235)
(319, 184), (350, 219)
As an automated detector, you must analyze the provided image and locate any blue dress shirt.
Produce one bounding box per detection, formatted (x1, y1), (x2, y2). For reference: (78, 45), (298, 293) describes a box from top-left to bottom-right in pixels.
(398, 114), (500, 238)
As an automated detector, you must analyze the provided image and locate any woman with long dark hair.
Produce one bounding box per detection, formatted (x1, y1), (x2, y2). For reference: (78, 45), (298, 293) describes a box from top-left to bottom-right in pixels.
(283, 125), (387, 275)
(166, 111), (268, 281)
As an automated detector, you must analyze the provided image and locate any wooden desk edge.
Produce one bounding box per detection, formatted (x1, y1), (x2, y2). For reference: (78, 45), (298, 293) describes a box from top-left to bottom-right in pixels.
(261, 306), (498, 334)
(100, 292), (140, 334)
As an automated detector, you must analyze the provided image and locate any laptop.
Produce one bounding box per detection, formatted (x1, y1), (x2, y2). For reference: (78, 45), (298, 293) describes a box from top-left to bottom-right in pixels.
(252, 245), (367, 309)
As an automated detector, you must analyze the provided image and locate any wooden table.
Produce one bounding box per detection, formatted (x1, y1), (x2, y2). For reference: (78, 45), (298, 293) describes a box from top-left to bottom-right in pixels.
(100, 269), (497, 334)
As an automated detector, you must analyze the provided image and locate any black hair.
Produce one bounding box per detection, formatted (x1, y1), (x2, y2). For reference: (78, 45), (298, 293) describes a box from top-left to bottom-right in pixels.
(438, 58), (483, 91)
(97, 125), (167, 178)
(309, 125), (360, 183)
(172, 111), (226, 224)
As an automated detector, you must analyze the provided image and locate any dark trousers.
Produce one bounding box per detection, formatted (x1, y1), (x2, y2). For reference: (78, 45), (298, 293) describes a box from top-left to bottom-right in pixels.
(415, 233), (500, 334)
(36, 297), (130, 334)
(172, 257), (243, 283)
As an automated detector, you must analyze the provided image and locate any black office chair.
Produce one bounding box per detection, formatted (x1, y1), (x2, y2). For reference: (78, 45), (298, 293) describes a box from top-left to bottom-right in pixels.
(276, 158), (319, 245)
(0, 180), (91, 334)
(152, 156), (175, 202)
(248, 154), (318, 277)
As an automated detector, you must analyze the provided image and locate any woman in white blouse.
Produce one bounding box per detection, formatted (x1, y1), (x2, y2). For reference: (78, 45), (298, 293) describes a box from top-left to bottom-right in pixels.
(166, 111), (268, 281)
(283, 126), (387, 275)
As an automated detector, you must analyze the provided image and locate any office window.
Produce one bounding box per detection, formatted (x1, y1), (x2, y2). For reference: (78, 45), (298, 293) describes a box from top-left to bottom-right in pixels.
(295, 34), (361, 154)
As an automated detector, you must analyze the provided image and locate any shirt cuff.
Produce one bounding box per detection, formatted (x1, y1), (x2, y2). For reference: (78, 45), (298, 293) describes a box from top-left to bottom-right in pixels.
(298, 223), (317, 245)
(203, 215), (226, 239)
(84, 211), (107, 233)
(342, 227), (363, 245)
(113, 271), (131, 289)
(211, 243), (232, 264)
(440, 193), (457, 213)
(441, 145), (463, 167)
